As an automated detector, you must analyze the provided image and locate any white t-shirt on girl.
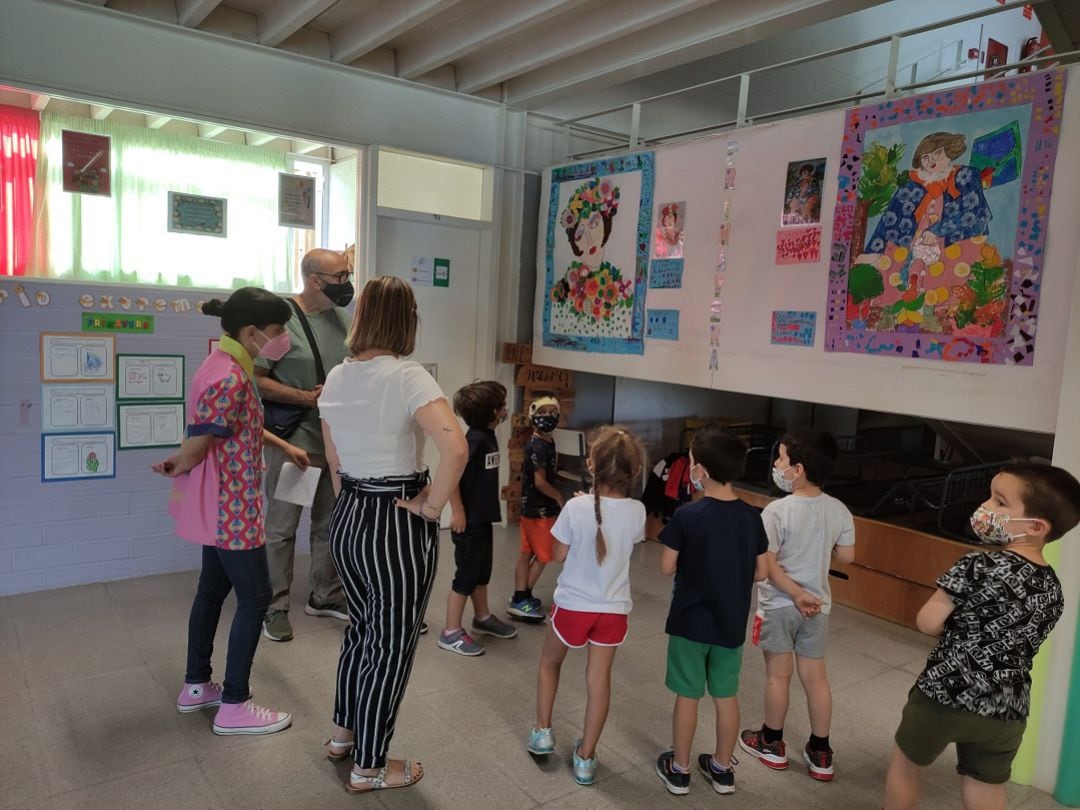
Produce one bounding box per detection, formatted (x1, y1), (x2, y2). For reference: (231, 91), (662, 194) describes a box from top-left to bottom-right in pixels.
(318, 356), (445, 479)
(552, 494), (646, 615)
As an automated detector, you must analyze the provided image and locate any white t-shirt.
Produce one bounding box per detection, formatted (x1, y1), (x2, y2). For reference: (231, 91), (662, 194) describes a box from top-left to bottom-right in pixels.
(756, 492), (855, 614)
(318, 356), (445, 479)
(552, 494), (646, 615)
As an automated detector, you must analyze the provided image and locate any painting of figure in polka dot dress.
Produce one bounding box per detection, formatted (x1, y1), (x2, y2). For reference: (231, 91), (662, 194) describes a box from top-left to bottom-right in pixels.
(826, 70), (1066, 365)
(543, 152), (654, 355)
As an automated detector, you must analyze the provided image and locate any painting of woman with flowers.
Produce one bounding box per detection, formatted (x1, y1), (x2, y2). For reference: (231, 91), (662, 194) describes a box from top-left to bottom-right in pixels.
(826, 71), (1065, 365)
(542, 153), (654, 354)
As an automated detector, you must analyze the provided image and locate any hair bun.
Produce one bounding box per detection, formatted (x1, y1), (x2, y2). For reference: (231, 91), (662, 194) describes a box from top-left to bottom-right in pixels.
(201, 298), (226, 317)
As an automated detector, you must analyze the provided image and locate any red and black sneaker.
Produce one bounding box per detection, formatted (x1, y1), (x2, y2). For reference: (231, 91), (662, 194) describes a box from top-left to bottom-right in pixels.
(803, 743), (834, 781)
(738, 728), (789, 769)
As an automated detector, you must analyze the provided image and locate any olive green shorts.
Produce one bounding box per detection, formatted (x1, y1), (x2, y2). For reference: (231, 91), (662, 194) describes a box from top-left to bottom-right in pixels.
(665, 635), (742, 699)
(894, 686), (1026, 785)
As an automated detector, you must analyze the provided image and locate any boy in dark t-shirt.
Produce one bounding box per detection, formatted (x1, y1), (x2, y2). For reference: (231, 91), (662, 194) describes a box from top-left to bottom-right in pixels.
(655, 427), (769, 797)
(885, 463), (1080, 810)
(509, 396), (564, 621)
(437, 382), (518, 656)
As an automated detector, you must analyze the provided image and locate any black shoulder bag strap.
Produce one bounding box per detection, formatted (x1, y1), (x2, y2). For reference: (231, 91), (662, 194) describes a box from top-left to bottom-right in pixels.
(286, 298), (327, 385)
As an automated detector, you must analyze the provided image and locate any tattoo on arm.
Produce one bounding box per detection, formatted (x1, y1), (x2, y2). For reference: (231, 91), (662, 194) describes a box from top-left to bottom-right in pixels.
(442, 426), (453, 432)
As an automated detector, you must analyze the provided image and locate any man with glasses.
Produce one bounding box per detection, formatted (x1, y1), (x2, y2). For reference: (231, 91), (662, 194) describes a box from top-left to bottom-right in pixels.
(255, 248), (355, 642)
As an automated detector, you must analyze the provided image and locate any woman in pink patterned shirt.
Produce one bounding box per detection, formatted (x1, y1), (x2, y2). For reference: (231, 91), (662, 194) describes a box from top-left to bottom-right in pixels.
(154, 287), (306, 736)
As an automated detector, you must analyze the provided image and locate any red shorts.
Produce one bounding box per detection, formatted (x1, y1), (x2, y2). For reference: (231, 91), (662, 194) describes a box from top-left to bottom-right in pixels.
(550, 605), (629, 648)
(519, 516), (557, 563)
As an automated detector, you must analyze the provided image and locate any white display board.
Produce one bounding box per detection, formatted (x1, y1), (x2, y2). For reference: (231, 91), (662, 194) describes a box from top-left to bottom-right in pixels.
(532, 71), (1080, 433)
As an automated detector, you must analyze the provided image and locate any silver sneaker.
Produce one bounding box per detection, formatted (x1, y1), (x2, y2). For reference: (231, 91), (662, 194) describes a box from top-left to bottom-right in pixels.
(437, 629), (484, 656)
(472, 614), (518, 639)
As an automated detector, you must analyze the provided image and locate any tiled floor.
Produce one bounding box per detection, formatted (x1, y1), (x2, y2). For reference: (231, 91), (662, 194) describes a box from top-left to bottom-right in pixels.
(0, 527), (1068, 809)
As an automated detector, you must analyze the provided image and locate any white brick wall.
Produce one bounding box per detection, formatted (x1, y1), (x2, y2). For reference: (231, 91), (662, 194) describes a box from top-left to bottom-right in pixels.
(0, 279), (314, 596)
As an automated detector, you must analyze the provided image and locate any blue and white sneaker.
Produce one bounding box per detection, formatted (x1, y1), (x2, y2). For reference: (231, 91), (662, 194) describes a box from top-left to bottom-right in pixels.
(527, 726), (555, 755)
(508, 597), (545, 620)
(573, 739), (597, 785)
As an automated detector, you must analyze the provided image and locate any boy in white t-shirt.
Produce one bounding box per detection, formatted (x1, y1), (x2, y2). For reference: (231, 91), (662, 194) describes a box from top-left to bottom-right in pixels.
(740, 429), (855, 782)
(527, 427), (647, 787)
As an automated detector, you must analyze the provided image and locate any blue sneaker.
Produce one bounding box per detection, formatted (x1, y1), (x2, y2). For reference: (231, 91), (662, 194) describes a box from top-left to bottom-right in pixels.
(508, 597), (545, 620)
(573, 739), (597, 785)
(528, 726), (555, 755)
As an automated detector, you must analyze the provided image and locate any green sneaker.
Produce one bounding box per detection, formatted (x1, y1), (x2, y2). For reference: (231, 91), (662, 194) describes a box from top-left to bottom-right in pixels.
(262, 610), (293, 642)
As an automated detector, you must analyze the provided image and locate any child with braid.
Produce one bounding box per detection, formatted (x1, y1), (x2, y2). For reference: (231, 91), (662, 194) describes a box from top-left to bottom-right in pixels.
(527, 426), (647, 786)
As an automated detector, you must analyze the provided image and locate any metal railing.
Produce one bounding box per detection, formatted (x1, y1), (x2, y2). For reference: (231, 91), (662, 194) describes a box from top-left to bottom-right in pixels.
(557, 0), (1077, 160)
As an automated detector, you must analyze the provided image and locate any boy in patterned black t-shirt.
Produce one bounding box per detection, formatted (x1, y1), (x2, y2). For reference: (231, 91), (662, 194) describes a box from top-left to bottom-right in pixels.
(884, 463), (1080, 810)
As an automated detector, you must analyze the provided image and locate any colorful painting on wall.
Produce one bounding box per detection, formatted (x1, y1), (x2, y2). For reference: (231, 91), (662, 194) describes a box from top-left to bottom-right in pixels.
(781, 158), (826, 226)
(825, 69), (1066, 365)
(543, 152), (655, 354)
(653, 201), (685, 259)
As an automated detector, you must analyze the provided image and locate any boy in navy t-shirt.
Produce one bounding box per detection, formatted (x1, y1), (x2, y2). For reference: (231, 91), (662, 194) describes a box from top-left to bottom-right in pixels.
(437, 381), (518, 656)
(655, 427), (769, 797)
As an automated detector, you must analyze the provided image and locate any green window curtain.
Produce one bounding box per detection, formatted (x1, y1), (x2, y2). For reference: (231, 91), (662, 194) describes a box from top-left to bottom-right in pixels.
(36, 113), (291, 291)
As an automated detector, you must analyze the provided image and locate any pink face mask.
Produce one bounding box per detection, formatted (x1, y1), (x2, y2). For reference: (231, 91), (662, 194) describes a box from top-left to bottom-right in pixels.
(256, 329), (291, 361)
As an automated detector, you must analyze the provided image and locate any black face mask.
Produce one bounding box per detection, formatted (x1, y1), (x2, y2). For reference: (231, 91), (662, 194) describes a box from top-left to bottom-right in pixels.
(532, 413), (559, 433)
(322, 280), (354, 307)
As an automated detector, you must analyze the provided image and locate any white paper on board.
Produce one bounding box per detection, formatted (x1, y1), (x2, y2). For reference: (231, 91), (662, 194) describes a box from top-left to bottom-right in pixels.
(41, 384), (116, 432)
(273, 462), (322, 507)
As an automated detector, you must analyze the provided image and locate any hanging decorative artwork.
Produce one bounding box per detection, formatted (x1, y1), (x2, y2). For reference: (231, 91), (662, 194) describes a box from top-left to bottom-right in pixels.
(652, 201), (686, 259)
(543, 151), (654, 354)
(825, 69), (1065, 365)
(781, 158), (826, 226)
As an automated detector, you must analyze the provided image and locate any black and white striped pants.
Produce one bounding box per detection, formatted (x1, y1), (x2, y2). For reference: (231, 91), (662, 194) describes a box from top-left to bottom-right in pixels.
(328, 472), (438, 768)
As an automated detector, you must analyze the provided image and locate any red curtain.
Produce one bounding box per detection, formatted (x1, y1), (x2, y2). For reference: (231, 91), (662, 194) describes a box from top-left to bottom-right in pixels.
(0, 104), (40, 276)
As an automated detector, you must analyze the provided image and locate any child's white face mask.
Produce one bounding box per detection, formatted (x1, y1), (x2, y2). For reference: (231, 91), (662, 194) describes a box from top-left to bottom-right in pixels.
(772, 465), (795, 493)
(969, 506), (1038, 545)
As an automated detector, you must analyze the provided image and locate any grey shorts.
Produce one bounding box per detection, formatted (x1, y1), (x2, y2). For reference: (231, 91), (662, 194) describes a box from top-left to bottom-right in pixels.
(758, 606), (829, 659)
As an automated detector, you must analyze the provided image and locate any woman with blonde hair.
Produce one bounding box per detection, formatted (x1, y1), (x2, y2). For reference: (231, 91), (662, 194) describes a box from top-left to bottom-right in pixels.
(318, 275), (468, 794)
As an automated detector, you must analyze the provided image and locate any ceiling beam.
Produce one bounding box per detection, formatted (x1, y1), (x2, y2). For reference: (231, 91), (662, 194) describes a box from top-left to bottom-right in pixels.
(258, 0), (338, 48)
(498, 0), (888, 108)
(246, 132), (277, 146)
(198, 123), (228, 138)
(146, 114), (172, 129)
(29, 93), (50, 111)
(330, 0), (463, 65)
(177, 0), (222, 28)
(455, 0), (719, 94)
(1034, 1), (1073, 57)
(89, 104), (113, 120)
(396, 0), (584, 80)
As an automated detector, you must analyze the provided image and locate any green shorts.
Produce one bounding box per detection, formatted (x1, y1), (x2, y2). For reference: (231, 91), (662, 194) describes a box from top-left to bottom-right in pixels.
(665, 635), (742, 699)
(894, 686), (1026, 785)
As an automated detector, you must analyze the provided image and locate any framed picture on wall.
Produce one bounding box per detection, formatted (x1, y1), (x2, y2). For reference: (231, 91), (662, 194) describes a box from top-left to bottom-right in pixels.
(278, 173), (316, 228)
(986, 39), (1009, 77)
(824, 69), (1066, 366)
(167, 191), (227, 237)
(61, 130), (111, 196)
(542, 151), (655, 355)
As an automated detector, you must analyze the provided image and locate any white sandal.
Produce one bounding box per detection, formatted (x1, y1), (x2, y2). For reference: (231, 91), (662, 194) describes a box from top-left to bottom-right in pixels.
(345, 760), (423, 793)
(325, 737), (353, 762)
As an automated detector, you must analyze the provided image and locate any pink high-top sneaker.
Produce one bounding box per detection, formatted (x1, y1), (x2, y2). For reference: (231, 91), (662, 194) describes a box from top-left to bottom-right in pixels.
(212, 700), (292, 736)
(176, 681), (223, 713)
